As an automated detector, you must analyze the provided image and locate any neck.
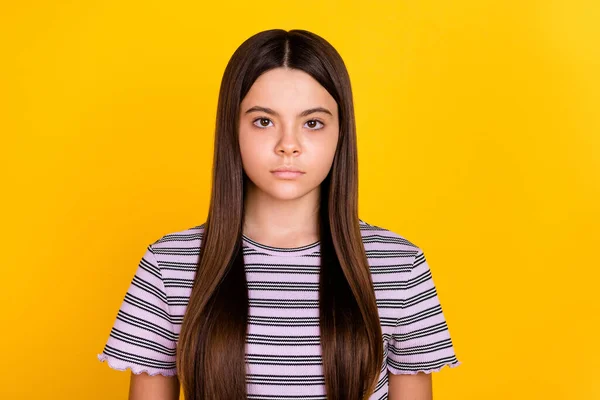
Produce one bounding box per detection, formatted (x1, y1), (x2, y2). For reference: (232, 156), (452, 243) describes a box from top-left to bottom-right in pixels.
(242, 180), (321, 246)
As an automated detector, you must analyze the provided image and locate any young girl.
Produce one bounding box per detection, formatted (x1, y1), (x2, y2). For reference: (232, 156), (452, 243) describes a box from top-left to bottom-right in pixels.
(97, 29), (460, 400)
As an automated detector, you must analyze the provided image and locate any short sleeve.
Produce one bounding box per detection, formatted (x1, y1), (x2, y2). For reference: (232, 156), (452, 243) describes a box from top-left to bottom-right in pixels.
(97, 244), (178, 376)
(387, 248), (461, 374)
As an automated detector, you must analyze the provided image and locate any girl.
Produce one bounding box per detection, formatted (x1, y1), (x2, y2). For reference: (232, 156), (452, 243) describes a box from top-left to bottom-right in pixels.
(97, 29), (460, 400)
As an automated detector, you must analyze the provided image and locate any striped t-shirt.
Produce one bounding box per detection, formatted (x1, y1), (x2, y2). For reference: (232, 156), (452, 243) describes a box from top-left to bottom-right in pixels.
(97, 219), (460, 399)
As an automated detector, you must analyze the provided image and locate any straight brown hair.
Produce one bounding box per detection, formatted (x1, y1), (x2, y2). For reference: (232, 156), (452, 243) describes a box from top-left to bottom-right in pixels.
(176, 29), (383, 400)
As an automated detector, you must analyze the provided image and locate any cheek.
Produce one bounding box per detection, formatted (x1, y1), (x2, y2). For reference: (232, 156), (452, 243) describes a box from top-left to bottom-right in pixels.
(314, 132), (338, 162)
(239, 130), (268, 171)
(302, 135), (338, 178)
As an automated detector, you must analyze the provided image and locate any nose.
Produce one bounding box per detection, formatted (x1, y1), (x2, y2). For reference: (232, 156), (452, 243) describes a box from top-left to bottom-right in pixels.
(275, 126), (301, 156)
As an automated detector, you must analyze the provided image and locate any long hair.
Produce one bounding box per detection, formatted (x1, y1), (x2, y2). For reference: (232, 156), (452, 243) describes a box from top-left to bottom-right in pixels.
(176, 29), (383, 400)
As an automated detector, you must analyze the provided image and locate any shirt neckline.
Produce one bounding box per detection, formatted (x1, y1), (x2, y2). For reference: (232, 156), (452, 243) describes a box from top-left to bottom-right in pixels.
(241, 233), (321, 257)
(239, 219), (369, 257)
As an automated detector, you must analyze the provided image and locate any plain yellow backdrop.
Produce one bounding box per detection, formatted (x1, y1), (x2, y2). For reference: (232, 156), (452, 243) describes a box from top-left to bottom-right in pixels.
(1, 1), (598, 399)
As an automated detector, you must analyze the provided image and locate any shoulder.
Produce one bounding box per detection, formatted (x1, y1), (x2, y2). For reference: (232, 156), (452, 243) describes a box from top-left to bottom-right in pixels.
(152, 222), (206, 245)
(145, 222), (206, 263)
(358, 218), (422, 259)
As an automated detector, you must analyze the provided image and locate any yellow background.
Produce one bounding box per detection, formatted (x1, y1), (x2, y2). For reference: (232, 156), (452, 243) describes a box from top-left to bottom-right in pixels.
(2, 1), (598, 399)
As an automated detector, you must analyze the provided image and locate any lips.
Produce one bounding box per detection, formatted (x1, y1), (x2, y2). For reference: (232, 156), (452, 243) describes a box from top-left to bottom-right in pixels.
(271, 166), (304, 173)
(271, 166), (305, 179)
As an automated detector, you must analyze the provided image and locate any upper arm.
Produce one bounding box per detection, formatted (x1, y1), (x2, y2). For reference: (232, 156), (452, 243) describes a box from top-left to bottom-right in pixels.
(129, 372), (180, 400)
(388, 371), (432, 400)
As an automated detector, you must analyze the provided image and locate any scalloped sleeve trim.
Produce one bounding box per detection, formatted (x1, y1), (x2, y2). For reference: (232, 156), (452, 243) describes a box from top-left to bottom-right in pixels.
(97, 353), (178, 377)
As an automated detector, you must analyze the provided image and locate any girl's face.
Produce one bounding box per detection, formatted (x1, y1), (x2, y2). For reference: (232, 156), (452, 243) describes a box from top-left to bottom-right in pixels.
(238, 67), (340, 201)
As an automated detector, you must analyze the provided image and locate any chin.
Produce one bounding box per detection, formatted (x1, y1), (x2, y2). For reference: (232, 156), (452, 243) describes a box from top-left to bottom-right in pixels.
(262, 184), (315, 201)
(268, 189), (307, 201)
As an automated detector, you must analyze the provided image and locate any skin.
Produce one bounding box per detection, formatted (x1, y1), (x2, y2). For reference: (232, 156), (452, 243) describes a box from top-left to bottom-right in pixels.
(388, 372), (433, 400)
(128, 373), (180, 400)
(128, 66), (432, 399)
(239, 67), (339, 247)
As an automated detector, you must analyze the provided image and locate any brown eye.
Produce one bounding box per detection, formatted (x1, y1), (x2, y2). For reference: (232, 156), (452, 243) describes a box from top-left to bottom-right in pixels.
(305, 120), (324, 130)
(253, 117), (273, 128)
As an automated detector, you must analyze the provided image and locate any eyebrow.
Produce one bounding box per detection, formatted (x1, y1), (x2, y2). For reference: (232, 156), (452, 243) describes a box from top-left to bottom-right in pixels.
(244, 105), (333, 118)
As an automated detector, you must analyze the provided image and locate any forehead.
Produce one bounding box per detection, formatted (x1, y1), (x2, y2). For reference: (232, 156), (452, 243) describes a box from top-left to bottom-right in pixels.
(241, 67), (337, 113)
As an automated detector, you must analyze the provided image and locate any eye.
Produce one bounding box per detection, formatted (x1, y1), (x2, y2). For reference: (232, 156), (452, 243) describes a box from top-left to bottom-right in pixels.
(252, 117), (273, 128)
(305, 119), (325, 130)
